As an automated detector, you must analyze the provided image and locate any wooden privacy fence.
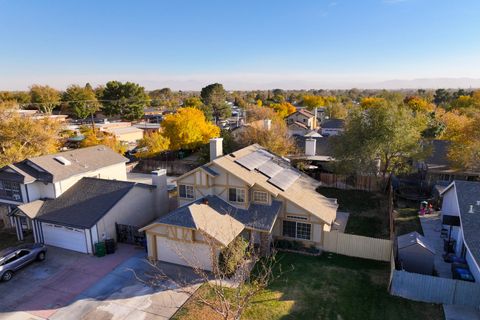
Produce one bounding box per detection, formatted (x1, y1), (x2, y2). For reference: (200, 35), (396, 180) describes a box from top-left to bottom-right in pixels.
(137, 159), (197, 175)
(390, 269), (480, 307)
(323, 231), (392, 262)
(312, 173), (385, 192)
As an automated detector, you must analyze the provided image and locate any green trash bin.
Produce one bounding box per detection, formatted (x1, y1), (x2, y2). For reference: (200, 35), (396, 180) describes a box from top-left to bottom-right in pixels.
(95, 242), (106, 257)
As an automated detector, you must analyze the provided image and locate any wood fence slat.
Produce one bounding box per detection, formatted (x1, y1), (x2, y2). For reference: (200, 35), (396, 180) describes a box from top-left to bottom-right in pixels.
(323, 231), (392, 261)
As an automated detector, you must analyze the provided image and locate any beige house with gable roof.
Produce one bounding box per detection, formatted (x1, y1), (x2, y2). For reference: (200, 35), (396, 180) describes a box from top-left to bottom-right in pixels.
(141, 139), (339, 271)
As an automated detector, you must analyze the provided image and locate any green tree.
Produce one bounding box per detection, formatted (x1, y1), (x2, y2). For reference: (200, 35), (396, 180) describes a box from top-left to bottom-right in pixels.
(100, 81), (149, 120)
(183, 96), (204, 109)
(200, 83), (231, 120)
(29, 85), (61, 114)
(63, 84), (100, 120)
(434, 88), (451, 107)
(332, 102), (426, 180)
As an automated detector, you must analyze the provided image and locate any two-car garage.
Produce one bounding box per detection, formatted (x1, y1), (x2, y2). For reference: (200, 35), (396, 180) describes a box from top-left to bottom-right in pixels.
(41, 223), (89, 253)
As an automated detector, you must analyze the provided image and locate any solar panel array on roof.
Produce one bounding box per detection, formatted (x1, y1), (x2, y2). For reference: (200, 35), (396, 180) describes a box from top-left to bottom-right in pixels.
(257, 161), (283, 178)
(268, 169), (301, 191)
(234, 150), (302, 191)
(234, 150), (272, 170)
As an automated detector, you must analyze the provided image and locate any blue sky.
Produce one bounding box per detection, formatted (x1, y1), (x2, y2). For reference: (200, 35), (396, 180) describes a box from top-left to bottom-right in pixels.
(1, 0), (479, 90)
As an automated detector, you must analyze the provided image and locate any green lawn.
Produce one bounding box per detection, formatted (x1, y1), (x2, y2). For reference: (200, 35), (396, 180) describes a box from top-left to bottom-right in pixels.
(0, 228), (33, 251)
(316, 187), (390, 239)
(394, 200), (424, 236)
(174, 253), (443, 320)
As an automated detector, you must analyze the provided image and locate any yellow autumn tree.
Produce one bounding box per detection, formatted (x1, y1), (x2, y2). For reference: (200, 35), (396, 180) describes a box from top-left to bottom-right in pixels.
(0, 110), (61, 167)
(302, 95), (337, 110)
(162, 107), (220, 150)
(236, 118), (297, 156)
(436, 110), (473, 141)
(360, 97), (386, 109)
(79, 127), (127, 154)
(448, 114), (480, 171)
(404, 96), (435, 113)
(268, 101), (296, 118)
(135, 131), (170, 158)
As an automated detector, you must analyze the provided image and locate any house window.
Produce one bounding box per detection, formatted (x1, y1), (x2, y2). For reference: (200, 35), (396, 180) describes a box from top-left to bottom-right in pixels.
(282, 220), (312, 240)
(229, 188), (245, 203)
(0, 180), (22, 202)
(178, 184), (194, 199)
(286, 215), (308, 221)
(253, 191), (268, 203)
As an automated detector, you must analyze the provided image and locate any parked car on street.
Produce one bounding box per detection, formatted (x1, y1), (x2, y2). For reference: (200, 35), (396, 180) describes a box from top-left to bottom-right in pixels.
(0, 243), (47, 282)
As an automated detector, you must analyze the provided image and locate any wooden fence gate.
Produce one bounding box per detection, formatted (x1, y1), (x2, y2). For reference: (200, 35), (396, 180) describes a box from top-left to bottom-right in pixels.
(116, 223), (145, 246)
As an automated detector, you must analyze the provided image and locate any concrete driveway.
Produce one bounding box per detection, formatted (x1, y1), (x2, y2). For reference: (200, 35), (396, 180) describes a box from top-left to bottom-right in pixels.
(0, 244), (201, 320)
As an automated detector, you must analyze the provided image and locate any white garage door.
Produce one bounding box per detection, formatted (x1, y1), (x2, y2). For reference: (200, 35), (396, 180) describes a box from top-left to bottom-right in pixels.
(42, 223), (88, 253)
(156, 236), (215, 271)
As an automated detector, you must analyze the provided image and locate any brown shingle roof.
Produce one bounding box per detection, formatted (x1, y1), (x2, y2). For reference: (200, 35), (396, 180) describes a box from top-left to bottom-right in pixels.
(24, 146), (128, 183)
(213, 144), (338, 225)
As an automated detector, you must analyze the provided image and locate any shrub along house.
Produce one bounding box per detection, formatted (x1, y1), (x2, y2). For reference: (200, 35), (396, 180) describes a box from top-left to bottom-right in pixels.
(140, 139), (339, 271)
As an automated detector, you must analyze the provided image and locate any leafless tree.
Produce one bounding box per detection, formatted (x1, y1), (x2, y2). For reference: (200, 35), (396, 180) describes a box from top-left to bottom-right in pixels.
(131, 209), (286, 320)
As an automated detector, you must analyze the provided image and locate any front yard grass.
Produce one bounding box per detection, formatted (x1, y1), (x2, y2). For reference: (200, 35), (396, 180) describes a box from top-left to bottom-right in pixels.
(0, 228), (33, 250)
(316, 187), (389, 239)
(173, 252), (443, 320)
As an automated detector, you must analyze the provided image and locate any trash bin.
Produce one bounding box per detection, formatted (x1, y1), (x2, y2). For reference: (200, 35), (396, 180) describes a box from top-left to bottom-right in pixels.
(95, 242), (106, 257)
(105, 239), (115, 254)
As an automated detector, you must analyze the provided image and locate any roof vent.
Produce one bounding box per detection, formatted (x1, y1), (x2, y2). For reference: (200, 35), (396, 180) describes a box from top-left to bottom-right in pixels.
(54, 156), (72, 166)
(476, 200), (480, 206)
(468, 205), (474, 214)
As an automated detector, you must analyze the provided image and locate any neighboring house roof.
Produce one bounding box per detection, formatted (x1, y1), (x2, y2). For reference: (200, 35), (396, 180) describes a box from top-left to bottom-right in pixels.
(425, 140), (451, 172)
(424, 140), (479, 175)
(304, 130), (322, 138)
(288, 121), (309, 130)
(213, 144), (338, 225)
(321, 119), (345, 129)
(397, 231), (435, 254)
(286, 109), (315, 120)
(142, 195), (281, 246)
(292, 136), (334, 161)
(36, 177), (154, 229)
(443, 180), (480, 267)
(105, 126), (144, 136)
(0, 146), (128, 184)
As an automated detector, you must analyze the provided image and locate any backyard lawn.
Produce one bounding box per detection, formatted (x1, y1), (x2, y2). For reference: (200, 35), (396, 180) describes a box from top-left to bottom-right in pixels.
(394, 199), (424, 236)
(316, 187), (390, 239)
(173, 252), (443, 320)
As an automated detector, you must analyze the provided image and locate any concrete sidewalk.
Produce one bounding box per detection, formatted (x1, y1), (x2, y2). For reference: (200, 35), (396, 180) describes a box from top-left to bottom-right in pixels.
(420, 213), (451, 278)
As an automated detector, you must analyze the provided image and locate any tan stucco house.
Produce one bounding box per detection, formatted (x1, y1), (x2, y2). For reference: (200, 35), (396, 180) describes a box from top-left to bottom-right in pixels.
(141, 139), (339, 271)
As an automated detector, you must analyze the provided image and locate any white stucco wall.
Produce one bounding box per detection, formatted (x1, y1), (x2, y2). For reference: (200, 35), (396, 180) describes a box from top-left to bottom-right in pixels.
(95, 185), (156, 241)
(54, 162), (127, 197)
(441, 187), (460, 216)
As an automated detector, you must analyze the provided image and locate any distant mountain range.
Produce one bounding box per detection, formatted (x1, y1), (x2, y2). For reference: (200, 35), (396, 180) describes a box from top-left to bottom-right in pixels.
(141, 77), (480, 91)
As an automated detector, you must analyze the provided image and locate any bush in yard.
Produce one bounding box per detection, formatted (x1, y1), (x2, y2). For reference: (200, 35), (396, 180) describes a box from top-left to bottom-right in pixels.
(219, 236), (249, 276)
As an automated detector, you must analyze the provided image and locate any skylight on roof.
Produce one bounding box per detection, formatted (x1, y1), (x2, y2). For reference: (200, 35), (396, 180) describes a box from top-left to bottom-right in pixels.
(54, 156), (72, 166)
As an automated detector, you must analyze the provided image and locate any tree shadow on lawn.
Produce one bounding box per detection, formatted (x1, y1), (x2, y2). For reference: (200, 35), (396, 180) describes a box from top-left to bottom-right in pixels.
(317, 187), (390, 239)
